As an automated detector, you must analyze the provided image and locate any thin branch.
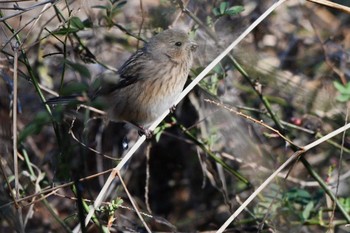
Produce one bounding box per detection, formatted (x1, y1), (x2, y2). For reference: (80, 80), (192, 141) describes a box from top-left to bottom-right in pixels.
(118, 170), (151, 233)
(180, 124), (250, 185)
(12, 43), (19, 204)
(306, 0), (350, 14)
(308, 16), (347, 85)
(204, 99), (300, 149)
(144, 144), (152, 214)
(137, 0), (145, 49)
(114, 23), (147, 43)
(21, 2), (52, 47)
(176, 0), (218, 42)
(0, 0), (34, 2)
(0, 0), (55, 22)
(303, 123), (350, 151)
(12, 42), (25, 232)
(0, 169), (113, 210)
(330, 107), (349, 226)
(0, 158), (17, 205)
(69, 126), (119, 161)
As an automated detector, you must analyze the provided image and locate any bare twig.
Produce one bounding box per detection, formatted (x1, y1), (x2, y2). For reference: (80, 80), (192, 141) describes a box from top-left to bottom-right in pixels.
(329, 106), (349, 230)
(0, 0), (55, 22)
(223, 151), (350, 187)
(144, 144), (152, 214)
(0, 169), (113, 210)
(204, 99), (301, 149)
(118, 170), (151, 233)
(0, 0), (35, 3)
(137, 0), (145, 49)
(20, 1), (52, 48)
(12, 42), (24, 232)
(308, 17), (347, 85)
(114, 23), (147, 43)
(12, 44), (19, 209)
(69, 126), (119, 161)
(175, 0), (218, 42)
(67, 108), (117, 161)
(303, 123), (350, 151)
(0, 158), (17, 204)
(306, 0), (350, 14)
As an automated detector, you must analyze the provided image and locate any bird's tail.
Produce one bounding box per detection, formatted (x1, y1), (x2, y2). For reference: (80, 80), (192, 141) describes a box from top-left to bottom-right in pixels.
(46, 95), (88, 105)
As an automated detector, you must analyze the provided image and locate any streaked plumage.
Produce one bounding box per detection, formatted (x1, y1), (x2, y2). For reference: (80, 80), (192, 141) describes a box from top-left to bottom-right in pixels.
(94, 29), (197, 127)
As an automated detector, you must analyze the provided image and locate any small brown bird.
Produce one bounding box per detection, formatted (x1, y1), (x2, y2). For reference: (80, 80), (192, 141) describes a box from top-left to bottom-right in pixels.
(51, 29), (197, 135)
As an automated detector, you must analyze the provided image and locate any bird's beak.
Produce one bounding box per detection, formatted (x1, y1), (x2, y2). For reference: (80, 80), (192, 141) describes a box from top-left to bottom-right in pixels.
(190, 41), (198, 52)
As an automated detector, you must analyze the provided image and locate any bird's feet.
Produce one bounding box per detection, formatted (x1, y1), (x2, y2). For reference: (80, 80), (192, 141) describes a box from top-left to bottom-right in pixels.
(138, 127), (153, 139)
(169, 105), (176, 114)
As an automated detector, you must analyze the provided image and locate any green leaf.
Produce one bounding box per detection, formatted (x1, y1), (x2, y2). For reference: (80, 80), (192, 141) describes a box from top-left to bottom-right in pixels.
(213, 64), (223, 73)
(284, 188), (311, 205)
(53, 27), (80, 35)
(111, 6), (123, 15)
(155, 133), (161, 142)
(339, 198), (350, 212)
(206, 15), (214, 27)
(65, 60), (91, 79)
(113, 198), (123, 207)
(336, 94), (350, 102)
(225, 5), (244, 16)
(82, 18), (93, 28)
(91, 5), (108, 9)
(212, 8), (220, 16)
(52, 17), (86, 35)
(333, 81), (350, 102)
(60, 82), (89, 96)
(302, 201), (314, 221)
(219, 2), (228, 15)
(70, 16), (85, 30)
(115, 0), (127, 8)
(333, 81), (348, 93)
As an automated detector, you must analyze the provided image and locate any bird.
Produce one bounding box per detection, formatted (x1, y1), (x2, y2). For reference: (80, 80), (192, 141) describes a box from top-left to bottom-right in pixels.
(49, 29), (197, 137)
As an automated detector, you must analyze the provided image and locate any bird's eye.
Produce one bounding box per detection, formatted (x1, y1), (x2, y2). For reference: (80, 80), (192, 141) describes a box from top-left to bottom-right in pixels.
(175, 41), (182, 46)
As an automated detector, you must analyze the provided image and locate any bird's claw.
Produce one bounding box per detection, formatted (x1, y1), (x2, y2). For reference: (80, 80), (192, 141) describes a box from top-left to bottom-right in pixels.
(138, 127), (153, 139)
(169, 105), (176, 114)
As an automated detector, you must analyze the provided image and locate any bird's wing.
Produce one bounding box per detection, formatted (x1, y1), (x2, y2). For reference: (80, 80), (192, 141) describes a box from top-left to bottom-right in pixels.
(92, 49), (146, 98)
